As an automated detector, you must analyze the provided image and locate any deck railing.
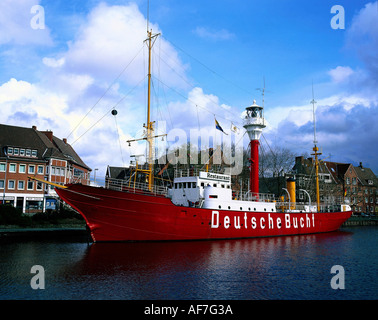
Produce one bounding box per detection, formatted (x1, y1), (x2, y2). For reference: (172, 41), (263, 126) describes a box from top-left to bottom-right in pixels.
(105, 177), (168, 196)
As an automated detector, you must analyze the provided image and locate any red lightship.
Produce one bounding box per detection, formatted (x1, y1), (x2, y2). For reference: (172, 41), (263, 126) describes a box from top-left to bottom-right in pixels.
(54, 30), (351, 242)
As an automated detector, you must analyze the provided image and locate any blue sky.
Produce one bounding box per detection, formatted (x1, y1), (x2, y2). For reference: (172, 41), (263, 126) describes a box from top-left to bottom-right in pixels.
(0, 0), (377, 178)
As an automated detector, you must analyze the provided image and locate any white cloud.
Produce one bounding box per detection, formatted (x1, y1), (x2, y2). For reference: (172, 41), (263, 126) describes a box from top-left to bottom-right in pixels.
(60, 2), (189, 90)
(194, 26), (235, 41)
(42, 57), (65, 68)
(0, 0), (52, 45)
(328, 66), (354, 83)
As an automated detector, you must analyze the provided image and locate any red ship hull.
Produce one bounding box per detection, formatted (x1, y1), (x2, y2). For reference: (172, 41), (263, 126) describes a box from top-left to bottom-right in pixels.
(56, 184), (352, 242)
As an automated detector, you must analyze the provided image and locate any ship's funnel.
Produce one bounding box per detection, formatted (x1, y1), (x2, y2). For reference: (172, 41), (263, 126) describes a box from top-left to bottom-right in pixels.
(286, 177), (296, 210)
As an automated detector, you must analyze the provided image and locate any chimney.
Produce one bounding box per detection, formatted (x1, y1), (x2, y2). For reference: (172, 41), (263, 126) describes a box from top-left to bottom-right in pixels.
(63, 138), (67, 144)
(32, 125), (37, 130)
(42, 130), (53, 142)
(359, 162), (363, 168)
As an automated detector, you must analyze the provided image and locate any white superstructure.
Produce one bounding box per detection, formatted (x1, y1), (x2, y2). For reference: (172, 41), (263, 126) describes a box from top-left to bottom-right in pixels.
(169, 171), (277, 213)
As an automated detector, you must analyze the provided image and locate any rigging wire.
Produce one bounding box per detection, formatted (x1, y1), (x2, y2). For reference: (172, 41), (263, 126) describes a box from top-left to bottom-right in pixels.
(156, 44), (242, 120)
(164, 36), (256, 98)
(70, 76), (147, 146)
(66, 45), (145, 140)
(112, 109), (125, 167)
(151, 74), (243, 126)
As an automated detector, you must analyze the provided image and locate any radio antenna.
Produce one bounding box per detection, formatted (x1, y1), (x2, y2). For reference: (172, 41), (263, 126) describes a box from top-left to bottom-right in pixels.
(146, 0), (150, 32)
(311, 81), (317, 145)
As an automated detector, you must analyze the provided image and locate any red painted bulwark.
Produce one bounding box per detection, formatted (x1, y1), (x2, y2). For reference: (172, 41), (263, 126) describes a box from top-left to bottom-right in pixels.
(56, 185), (352, 242)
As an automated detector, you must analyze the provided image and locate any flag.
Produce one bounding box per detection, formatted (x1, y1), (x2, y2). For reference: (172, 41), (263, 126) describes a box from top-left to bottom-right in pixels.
(230, 122), (239, 134)
(215, 118), (228, 135)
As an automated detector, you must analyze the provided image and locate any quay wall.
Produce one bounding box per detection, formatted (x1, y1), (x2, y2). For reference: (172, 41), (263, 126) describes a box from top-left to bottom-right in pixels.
(342, 217), (378, 227)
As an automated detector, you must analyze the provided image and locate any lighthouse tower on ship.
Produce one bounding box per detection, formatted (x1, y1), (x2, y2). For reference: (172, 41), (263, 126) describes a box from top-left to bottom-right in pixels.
(243, 100), (266, 196)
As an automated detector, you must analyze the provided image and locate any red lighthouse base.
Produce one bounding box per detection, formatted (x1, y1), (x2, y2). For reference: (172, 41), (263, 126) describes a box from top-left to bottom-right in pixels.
(250, 140), (259, 195)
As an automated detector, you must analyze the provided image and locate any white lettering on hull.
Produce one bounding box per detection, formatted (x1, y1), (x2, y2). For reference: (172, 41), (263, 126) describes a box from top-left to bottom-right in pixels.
(211, 211), (315, 231)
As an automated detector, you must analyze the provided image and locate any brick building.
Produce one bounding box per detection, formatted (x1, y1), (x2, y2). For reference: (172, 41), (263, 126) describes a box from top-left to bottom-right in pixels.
(0, 124), (91, 213)
(292, 156), (377, 215)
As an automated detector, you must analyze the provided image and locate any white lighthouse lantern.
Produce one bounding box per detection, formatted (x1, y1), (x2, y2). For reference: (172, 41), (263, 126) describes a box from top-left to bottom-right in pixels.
(243, 100), (266, 141)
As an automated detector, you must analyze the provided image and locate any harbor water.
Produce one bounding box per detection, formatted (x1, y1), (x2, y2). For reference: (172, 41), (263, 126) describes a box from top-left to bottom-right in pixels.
(0, 226), (377, 300)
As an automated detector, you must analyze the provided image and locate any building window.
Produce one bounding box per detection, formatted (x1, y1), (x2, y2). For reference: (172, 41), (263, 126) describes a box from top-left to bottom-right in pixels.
(20, 149), (25, 156)
(26, 149), (31, 157)
(27, 181), (34, 190)
(36, 182), (43, 191)
(0, 163), (5, 172)
(19, 164), (26, 173)
(32, 150), (37, 157)
(9, 163), (16, 173)
(346, 177), (350, 185)
(18, 181), (25, 190)
(8, 180), (15, 190)
(37, 166), (44, 174)
(13, 148), (19, 156)
(7, 147), (13, 155)
(0, 180), (4, 189)
(28, 165), (35, 174)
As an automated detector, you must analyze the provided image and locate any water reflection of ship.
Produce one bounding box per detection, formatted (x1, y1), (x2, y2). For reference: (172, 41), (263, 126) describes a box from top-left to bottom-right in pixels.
(72, 231), (353, 282)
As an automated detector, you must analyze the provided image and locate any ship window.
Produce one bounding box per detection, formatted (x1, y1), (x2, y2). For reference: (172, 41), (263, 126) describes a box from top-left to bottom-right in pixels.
(179, 183), (182, 188)
(192, 182), (196, 188)
(218, 205), (221, 209)
(221, 184), (224, 188)
(187, 182), (191, 188)
(248, 207), (251, 211)
(213, 183), (217, 187)
(209, 195), (218, 198)
(201, 182), (204, 188)
(183, 182), (186, 188)
(175, 183), (178, 189)
(264, 208), (266, 211)
(227, 185), (230, 189)
(228, 206), (231, 209)
(240, 207), (242, 210)
(254, 208), (256, 211)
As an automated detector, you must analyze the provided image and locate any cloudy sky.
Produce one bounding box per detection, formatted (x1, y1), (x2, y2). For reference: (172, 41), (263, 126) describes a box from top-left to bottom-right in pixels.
(0, 0), (377, 180)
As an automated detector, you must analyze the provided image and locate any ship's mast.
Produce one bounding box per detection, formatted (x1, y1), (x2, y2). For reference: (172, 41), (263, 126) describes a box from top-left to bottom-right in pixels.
(146, 30), (159, 189)
(126, 29), (165, 191)
(310, 84), (321, 212)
